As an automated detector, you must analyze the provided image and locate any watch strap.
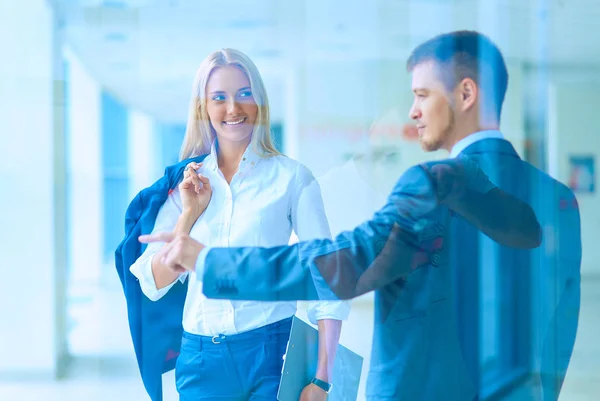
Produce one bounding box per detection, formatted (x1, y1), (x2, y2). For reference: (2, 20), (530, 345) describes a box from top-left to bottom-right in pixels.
(311, 377), (333, 393)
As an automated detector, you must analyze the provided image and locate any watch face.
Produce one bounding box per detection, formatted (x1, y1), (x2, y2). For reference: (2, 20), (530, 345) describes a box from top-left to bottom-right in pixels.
(312, 378), (332, 393)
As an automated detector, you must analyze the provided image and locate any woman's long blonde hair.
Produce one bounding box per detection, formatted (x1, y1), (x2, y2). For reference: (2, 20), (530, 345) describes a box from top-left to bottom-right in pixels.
(179, 48), (281, 160)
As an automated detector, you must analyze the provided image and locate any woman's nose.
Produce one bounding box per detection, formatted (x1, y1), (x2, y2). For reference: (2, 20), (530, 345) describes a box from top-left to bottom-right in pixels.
(227, 98), (241, 114)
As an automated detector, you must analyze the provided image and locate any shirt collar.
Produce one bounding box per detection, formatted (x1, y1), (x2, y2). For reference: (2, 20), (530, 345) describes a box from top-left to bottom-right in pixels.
(205, 139), (262, 171)
(450, 130), (504, 158)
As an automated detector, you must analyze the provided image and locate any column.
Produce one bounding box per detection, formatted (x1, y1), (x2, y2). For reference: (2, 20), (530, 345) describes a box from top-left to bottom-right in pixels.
(64, 47), (103, 290)
(101, 92), (129, 264)
(0, 0), (68, 378)
(128, 110), (157, 198)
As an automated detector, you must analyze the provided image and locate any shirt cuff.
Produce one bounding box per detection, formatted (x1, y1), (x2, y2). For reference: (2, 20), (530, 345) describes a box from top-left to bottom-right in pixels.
(306, 300), (351, 325)
(195, 246), (211, 280)
(130, 254), (180, 301)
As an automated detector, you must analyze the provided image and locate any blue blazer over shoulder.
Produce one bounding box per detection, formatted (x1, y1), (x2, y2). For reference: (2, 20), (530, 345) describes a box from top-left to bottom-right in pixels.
(114, 155), (206, 401)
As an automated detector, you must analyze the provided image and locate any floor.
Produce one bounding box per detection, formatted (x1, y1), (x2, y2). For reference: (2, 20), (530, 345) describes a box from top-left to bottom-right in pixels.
(0, 273), (598, 401)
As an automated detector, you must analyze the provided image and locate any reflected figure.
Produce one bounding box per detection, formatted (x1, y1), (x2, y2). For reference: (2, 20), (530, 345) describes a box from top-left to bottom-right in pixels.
(318, 112), (404, 242)
(315, 109), (414, 398)
(116, 48), (349, 401)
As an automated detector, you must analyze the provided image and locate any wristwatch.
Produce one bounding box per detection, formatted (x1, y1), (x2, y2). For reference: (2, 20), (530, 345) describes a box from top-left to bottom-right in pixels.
(311, 377), (333, 393)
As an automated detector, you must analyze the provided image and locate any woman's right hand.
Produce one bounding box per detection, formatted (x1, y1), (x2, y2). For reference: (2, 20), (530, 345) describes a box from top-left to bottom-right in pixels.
(179, 162), (212, 218)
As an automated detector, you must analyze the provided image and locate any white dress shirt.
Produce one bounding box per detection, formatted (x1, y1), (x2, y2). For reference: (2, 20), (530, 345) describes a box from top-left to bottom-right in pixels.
(450, 130), (504, 158)
(130, 142), (350, 336)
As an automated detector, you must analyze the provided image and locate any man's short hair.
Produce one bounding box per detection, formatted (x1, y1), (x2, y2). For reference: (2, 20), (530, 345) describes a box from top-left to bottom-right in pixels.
(407, 30), (509, 120)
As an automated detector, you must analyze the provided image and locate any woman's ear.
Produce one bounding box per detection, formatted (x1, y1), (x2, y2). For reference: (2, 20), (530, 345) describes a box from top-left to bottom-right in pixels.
(196, 99), (202, 118)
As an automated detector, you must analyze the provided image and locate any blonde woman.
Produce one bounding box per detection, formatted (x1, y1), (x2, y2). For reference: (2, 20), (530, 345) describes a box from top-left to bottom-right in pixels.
(129, 49), (349, 400)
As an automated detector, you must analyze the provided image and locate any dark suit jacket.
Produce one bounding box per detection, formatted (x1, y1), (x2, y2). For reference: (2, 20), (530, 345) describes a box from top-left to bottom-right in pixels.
(201, 159), (507, 400)
(115, 155), (207, 401)
(454, 138), (581, 400)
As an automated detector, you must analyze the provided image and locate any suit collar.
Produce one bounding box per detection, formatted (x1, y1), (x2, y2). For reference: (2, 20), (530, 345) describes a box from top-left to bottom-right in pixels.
(459, 137), (520, 159)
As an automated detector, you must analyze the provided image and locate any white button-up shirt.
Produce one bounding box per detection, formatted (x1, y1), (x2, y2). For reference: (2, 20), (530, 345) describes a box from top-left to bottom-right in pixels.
(130, 143), (350, 336)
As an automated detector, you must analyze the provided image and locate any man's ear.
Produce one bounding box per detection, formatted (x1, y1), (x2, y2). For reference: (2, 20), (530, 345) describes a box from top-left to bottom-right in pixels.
(458, 78), (478, 112)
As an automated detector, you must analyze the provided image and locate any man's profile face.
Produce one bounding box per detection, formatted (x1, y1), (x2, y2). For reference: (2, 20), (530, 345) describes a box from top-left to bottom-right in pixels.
(409, 61), (456, 152)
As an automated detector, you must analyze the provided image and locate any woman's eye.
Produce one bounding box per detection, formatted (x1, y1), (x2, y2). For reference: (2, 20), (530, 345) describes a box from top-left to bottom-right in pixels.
(238, 90), (253, 98)
(212, 94), (226, 101)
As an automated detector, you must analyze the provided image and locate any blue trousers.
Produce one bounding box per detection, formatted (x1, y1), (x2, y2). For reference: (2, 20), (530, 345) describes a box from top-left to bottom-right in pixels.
(176, 317), (293, 400)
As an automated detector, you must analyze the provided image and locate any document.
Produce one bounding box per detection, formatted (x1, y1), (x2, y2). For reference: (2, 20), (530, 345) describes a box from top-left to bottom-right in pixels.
(277, 316), (363, 401)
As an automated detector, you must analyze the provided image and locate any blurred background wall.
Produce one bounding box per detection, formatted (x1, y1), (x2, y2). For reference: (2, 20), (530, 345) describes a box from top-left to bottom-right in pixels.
(1, 0), (599, 400)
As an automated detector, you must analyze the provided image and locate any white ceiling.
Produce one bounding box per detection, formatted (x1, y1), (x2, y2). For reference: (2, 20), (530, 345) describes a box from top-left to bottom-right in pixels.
(52, 0), (600, 123)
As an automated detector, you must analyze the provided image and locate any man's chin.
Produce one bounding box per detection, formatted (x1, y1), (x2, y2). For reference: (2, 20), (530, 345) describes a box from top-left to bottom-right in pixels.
(419, 139), (439, 152)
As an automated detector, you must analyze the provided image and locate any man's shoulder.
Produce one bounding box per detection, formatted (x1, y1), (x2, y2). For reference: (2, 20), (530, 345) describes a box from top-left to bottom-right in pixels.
(398, 163), (431, 180)
(387, 164), (435, 197)
(381, 165), (441, 221)
(469, 150), (575, 196)
(514, 159), (577, 202)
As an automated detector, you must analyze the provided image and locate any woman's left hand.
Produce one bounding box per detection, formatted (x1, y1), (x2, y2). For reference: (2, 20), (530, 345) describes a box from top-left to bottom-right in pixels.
(299, 383), (328, 401)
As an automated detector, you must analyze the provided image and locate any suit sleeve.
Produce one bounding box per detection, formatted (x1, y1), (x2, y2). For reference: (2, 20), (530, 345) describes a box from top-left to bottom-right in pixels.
(201, 165), (437, 301)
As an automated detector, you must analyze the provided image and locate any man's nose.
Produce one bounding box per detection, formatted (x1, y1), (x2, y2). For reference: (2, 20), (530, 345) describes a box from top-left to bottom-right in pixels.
(409, 103), (420, 120)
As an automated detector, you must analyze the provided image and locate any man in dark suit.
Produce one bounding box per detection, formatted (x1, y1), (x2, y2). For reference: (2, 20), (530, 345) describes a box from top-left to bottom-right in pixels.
(404, 31), (581, 400)
(141, 31), (579, 400)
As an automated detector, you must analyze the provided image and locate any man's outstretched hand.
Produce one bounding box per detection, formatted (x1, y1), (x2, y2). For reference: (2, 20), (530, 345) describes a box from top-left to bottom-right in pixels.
(139, 232), (205, 273)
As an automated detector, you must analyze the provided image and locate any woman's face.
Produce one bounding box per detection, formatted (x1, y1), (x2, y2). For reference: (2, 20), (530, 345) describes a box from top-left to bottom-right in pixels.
(205, 65), (258, 146)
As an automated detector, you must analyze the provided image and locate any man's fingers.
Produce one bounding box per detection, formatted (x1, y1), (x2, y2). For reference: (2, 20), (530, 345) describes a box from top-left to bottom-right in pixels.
(159, 241), (180, 271)
(173, 264), (187, 273)
(139, 232), (176, 243)
(163, 242), (191, 272)
(161, 247), (175, 266)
